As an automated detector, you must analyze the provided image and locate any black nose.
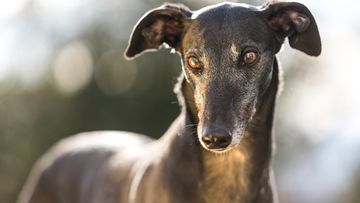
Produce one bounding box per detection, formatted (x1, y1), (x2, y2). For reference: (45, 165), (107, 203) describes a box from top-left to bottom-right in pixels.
(201, 127), (232, 150)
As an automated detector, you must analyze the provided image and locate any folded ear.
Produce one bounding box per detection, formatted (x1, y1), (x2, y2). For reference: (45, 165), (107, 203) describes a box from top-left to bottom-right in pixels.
(125, 3), (192, 59)
(261, 2), (321, 56)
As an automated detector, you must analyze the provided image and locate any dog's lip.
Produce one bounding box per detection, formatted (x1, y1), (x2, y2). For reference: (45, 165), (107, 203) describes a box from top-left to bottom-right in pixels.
(210, 148), (226, 151)
(202, 145), (233, 153)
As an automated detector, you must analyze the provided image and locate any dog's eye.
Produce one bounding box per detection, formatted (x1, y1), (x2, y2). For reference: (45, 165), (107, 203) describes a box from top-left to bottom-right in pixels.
(242, 51), (257, 64)
(187, 56), (202, 69)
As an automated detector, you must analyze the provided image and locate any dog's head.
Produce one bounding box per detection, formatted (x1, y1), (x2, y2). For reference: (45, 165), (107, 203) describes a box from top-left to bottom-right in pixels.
(125, 2), (321, 152)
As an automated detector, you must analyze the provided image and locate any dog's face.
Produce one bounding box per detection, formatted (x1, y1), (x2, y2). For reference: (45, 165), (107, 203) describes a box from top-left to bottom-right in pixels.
(180, 4), (279, 151)
(125, 2), (321, 152)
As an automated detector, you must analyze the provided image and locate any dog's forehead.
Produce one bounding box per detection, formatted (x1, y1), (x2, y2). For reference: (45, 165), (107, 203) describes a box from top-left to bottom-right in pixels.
(192, 2), (261, 28)
(185, 2), (272, 51)
(192, 2), (258, 19)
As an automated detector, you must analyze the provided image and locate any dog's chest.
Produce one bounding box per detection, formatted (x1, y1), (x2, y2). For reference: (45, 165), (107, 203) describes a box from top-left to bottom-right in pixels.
(199, 150), (253, 203)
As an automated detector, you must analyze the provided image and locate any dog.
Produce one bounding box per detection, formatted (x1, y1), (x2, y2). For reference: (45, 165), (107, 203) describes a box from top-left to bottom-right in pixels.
(17, 1), (321, 203)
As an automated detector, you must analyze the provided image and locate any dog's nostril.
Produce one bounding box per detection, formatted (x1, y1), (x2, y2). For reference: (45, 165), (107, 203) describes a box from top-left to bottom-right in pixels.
(218, 137), (229, 145)
(201, 135), (213, 145)
(201, 131), (232, 150)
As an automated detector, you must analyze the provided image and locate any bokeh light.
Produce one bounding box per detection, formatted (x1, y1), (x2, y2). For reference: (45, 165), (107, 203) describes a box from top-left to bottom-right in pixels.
(53, 42), (93, 95)
(0, 0), (27, 19)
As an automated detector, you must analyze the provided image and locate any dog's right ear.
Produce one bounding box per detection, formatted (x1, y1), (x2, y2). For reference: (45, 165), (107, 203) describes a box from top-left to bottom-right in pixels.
(124, 3), (192, 60)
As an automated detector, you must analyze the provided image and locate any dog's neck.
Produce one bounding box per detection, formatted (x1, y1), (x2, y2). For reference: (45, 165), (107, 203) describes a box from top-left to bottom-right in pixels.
(159, 58), (279, 203)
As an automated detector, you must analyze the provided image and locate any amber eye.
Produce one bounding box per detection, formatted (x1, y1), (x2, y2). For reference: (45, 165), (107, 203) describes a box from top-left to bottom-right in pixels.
(187, 56), (202, 69)
(242, 51), (257, 64)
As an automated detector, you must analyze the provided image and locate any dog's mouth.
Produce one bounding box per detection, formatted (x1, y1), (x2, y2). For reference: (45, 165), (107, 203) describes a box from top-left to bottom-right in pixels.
(206, 147), (230, 153)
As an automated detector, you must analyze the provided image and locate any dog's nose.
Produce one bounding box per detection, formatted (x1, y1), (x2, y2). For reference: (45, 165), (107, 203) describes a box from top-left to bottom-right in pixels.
(201, 127), (232, 150)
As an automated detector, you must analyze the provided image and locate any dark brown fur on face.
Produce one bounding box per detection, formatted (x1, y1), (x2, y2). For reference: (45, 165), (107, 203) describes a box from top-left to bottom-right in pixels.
(17, 2), (321, 203)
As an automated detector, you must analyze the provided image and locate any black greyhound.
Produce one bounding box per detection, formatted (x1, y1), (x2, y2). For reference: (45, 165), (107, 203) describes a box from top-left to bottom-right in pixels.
(17, 1), (321, 203)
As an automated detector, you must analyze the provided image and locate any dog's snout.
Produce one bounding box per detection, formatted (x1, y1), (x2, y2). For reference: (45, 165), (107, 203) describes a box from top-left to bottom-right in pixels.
(201, 127), (231, 150)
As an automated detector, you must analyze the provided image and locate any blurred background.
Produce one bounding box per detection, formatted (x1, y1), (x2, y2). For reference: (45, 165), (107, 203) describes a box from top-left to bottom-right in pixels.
(0, 0), (359, 202)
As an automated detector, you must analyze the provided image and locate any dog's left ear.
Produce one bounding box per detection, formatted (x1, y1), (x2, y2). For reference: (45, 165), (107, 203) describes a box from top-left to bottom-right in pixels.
(261, 2), (321, 56)
(125, 3), (192, 59)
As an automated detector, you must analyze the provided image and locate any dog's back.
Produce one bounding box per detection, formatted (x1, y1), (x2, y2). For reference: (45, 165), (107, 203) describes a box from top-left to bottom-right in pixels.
(17, 132), (153, 203)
